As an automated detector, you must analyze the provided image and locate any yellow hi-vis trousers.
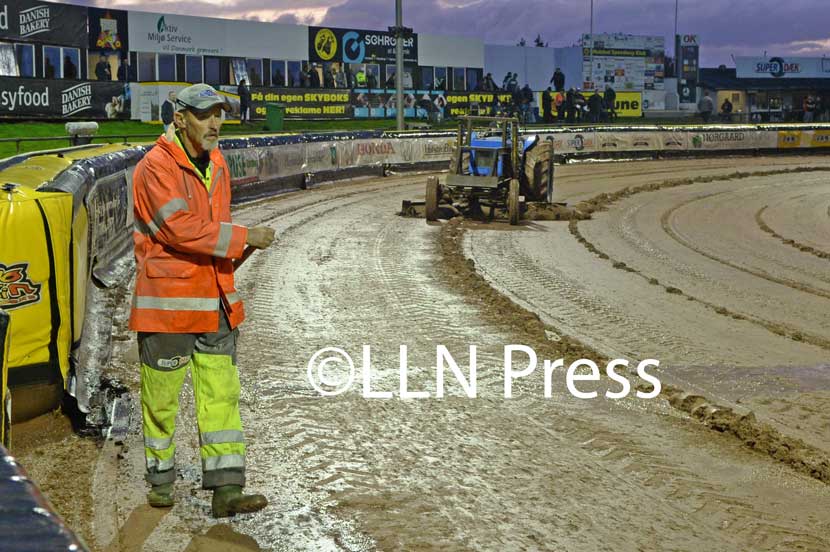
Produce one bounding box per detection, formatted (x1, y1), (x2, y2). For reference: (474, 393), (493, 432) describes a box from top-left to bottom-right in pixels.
(138, 311), (246, 488)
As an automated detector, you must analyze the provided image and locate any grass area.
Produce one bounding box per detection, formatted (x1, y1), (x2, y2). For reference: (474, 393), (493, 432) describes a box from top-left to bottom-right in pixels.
(0, 119), (420, 159)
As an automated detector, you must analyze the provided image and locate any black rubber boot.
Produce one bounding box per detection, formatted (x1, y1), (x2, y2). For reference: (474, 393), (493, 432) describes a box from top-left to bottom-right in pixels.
(211, 485), (267, 518)
(147, 482), (174, 508)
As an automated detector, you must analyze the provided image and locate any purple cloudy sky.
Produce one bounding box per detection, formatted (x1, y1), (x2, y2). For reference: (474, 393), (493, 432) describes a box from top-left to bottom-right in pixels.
(56, 0), (829, 67)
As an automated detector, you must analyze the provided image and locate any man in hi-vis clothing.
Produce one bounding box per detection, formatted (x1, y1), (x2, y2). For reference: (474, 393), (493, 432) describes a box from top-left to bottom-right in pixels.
(130, 84), (275, 517)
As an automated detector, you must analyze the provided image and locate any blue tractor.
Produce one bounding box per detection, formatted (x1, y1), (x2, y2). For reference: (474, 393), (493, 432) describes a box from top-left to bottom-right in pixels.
(426, 116), (552, 225)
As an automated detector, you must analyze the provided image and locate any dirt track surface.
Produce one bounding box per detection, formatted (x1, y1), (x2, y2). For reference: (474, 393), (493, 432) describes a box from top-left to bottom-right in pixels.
(11, 156), (830, 551)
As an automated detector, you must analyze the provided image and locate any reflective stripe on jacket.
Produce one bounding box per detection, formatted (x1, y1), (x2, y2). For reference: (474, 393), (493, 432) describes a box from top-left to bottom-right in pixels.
(130, 132), (248, 334)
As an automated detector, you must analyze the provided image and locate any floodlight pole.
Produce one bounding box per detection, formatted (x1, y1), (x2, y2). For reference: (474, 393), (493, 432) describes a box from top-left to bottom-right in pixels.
(588, 0), (594, 89)
(395, 0), (404, 130)
(674, 0), (679, 42)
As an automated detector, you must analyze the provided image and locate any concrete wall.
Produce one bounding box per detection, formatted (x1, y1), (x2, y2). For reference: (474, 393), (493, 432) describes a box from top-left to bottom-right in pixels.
(484, 45), (555, 90)
(419, 34), (485, 68)
(553, 47), (583, 90)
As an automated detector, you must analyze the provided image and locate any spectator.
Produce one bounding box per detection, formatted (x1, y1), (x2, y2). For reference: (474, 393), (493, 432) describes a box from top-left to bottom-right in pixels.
(521, 83), (535, 123)
(587, 92), (603, 123)
(161, 91), (176, 132)
(511, 86), (523, 118)
(95, 54), (111, 81)
(482, 73), (496, 92)
(574, 88), (586, 122)
(237, 79), (251, 124)
(565, 87), (576, 123)
(334, 67), (347, 88)
(366, 70), (378, 89)
(604, 85), (617, 121)
(300, 65), (312, 88)
(384, 71), (396, 88)
(324, 67), (335, 88)
(272, 68), (285, 86)
(550, 68), (565, 92)
(117, 57), (131, 82)
(542, 87), (553, 124)
(502, 72), (512, 90)
(698, 91), (714, 123)
(490, 93), (502, 116)
(355, 67), (367, 88)
(45, 57), (56, 79)
(64, 56), (77, 79)
(720, 97), (733, 122)
(507, 73), (519, 93)
(555, 89), (565, 122)
(803, 94), (817, 123)
(310, 64), (321, 88)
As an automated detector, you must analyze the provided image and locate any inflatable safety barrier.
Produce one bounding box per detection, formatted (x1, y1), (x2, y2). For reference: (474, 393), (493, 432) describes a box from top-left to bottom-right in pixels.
(0, 445), (89, 551)
(0, 145), (144, 424)
(1, 309), (10, 448)
(0, 184), (73, 423)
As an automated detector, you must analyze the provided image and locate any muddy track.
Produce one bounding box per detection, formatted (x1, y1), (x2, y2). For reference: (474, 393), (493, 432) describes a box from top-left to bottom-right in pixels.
(227, 169), (830, 550)
(465, 157), (830, 463)
(17, 161), (830, 552)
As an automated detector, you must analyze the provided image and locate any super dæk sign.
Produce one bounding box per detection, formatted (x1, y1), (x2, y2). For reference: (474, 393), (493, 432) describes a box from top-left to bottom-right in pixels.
(756, 57), (801, 78)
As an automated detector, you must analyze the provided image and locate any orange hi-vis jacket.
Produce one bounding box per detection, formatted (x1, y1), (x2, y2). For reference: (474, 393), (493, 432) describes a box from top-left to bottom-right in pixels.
(130, 133), (248, 334)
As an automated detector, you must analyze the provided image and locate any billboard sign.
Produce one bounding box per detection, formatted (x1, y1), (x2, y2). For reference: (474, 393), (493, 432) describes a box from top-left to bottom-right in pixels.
(88, 7), (129, 52)
(0, 77), (131, 119)
(735, 56), (830, 79)
(582, 34), (664, 91)
(0, 0), (87, 47)
(309, 26), (418, 64)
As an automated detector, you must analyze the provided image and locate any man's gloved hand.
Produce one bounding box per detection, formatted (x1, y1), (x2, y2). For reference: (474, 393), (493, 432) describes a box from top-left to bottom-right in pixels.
(246, 226), (276, 249)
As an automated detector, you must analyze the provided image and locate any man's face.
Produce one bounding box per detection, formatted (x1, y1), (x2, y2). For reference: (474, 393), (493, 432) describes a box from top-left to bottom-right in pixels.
(176, 105), (223, 154)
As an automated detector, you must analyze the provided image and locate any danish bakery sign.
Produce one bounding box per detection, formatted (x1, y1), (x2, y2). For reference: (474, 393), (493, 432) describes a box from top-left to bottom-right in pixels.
(0, 0), (87, 47)
(736, 56), (830, 79)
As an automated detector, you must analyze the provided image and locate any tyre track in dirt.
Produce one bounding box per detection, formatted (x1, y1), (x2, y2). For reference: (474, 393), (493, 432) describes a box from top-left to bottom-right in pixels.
(660, 180), (830, 296)
(756, 204), (830, 260)
(584, 174), (830, 352)
(757, 185), (830, 254)
(465, 158), (830, 466)
(229, 174), (830, 551)
(93, 164), (830, 551)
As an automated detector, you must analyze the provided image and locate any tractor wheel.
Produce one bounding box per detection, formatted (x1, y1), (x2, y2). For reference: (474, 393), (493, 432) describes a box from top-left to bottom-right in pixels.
(508, 179), (521, 225)
(425, 177), (441, 222)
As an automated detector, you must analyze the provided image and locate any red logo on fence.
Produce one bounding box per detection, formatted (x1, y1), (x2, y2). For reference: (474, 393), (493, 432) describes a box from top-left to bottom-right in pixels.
(357, 143), (396, 156)
(0, 263), (42, 310)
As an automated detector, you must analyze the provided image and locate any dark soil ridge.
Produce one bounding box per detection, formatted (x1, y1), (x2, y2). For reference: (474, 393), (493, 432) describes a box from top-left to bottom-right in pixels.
(440, 167), (830, 487)
(756, 205), (830, 261)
